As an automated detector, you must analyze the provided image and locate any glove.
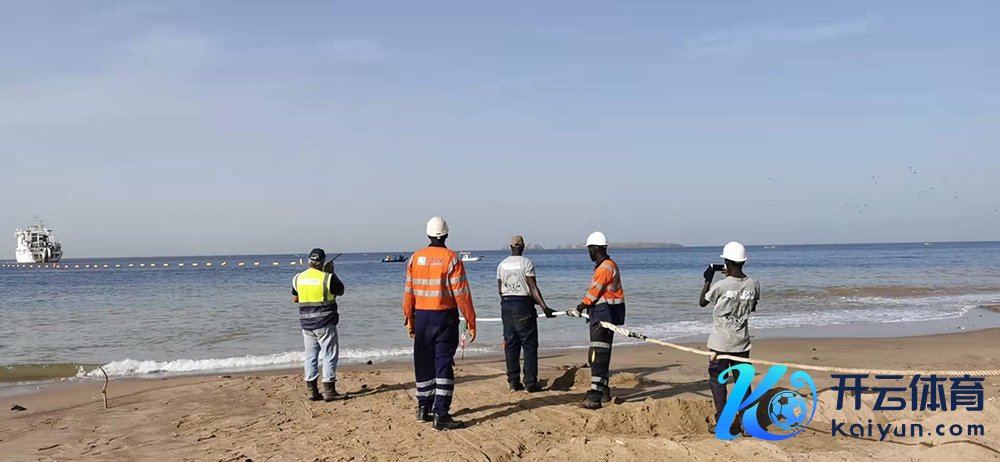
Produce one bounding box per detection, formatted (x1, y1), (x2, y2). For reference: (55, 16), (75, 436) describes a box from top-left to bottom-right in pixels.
(565, 308), (581, 318)
(542, 307), (556, 318)
(703, 265), (715, 282)
(404, 318), (415, 339)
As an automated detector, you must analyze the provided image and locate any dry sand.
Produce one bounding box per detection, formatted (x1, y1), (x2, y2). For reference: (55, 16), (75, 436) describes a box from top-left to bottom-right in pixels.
(2, 329), (999, 461)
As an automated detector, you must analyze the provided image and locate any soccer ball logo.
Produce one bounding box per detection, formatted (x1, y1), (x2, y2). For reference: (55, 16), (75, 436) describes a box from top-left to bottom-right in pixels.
(767, 390), (808, 431)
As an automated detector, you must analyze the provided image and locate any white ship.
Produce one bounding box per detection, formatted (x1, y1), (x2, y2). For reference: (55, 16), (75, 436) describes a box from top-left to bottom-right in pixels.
(15, 220), (63, 263)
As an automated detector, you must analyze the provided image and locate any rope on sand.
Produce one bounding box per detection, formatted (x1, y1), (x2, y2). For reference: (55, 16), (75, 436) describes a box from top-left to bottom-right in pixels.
(472, 312), (1000, 377)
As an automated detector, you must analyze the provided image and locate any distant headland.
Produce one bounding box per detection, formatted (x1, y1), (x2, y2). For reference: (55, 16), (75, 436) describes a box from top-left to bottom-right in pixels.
(555, 242), (683, 250)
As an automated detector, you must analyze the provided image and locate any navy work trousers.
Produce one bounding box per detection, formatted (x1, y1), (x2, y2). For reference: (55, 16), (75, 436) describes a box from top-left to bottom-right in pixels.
(586, 303), (625, 402)
(708, 350), (752, 422)
(413, 309), (460, 417)
(501, 296), (539, 387)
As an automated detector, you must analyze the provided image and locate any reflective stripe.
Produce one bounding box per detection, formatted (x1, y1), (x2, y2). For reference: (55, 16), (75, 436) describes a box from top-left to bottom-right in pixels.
(323, 273), (332, 303)
(300, 310), (334, 319)
(411, 278), (442, 285)
(449, 275), (465, 286)
(590, 342), (612, 349)
(435, 389), (453, 396)
(415, 390), (434, 397)
(598, 298), (625, 305)
(447, 257), (460, 274)
(585, 292), (598, 302)
(413, 289), (444, 297)
(415, 379), (434, 388)
(451, 287), (470, 297)
(435, 378), (454, 385)
(591, 384), (605, 391)
(299, 302), (335, 308)
(591, 282), (607, 290)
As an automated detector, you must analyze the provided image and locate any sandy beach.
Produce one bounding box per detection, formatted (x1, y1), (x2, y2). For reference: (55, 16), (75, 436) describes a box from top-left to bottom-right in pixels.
(2, 329), (998, 462)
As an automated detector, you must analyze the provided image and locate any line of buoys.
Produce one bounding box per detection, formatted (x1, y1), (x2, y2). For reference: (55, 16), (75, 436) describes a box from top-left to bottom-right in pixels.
(2, 260), (310, 270)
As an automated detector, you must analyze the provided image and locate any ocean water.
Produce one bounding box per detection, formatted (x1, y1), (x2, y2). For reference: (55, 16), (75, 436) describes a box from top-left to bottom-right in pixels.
(3, 242), (1000, 382)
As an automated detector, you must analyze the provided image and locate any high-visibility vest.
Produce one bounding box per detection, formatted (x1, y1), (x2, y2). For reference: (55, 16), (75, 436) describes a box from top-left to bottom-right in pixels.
(402, 246), (477, 331)
(294, 267), (336, 307)
(582, 258), (625, 306)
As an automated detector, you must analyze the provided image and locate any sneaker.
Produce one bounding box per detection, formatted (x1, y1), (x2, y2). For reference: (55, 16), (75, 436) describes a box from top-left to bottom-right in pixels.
(416, 407), (434, 423)
(580, 399), (602, 410)
(432, 414), (465, 431)
(525, 383), (543, 393)
(509, 382), (525, 392)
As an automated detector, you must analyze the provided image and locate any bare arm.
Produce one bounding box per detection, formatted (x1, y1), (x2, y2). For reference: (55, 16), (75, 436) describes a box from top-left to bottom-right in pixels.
(699, 265), (715, 307)
(699, 280), (712, 307)
(525, 276), (548, 310)
(497, 279), (502, 297)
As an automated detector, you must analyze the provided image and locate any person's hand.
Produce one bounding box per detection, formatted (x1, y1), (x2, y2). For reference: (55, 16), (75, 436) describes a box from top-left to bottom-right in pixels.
(703, 265), (715, 282)
(542, 307), (556, 318)
(467, 329), (476, 343)
(405, 318), (415, 339)
(576, 302), (590, 313)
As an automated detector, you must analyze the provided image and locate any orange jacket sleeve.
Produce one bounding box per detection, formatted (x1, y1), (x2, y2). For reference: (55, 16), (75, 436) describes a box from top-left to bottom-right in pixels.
(402, 258), (416, 322)
(448, 258), (476, 331)
(582, 265), (613, 305)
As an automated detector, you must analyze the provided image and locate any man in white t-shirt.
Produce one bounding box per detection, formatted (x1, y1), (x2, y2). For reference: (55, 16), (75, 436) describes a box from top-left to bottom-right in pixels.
(497, 235), (555, 393)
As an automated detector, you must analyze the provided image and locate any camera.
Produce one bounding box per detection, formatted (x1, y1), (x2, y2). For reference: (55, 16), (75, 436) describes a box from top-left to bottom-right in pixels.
(711, 263), (725, 272)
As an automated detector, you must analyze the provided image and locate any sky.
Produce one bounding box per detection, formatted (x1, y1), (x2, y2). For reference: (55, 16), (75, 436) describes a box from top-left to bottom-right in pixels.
(1, 1), (997, 257)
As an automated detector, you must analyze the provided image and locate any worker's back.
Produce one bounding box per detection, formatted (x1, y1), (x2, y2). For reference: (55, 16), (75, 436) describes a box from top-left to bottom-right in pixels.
(405, 246), (467, 311)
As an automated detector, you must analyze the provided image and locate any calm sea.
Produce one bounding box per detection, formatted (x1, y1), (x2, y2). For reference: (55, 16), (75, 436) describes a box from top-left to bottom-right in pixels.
(3, 242), (1000, 382)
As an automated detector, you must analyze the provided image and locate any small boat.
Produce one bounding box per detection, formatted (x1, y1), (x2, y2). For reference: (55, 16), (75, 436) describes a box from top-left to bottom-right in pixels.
(459, 251), (483, 262)
(382, 255), (407, 263)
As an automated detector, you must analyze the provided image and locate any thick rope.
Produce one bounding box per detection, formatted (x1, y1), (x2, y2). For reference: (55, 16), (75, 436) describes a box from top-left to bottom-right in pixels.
(470, 312), (1000, 377)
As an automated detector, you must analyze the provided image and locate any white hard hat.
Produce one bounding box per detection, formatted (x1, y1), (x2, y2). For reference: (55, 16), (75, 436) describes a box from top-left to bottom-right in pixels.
(720, 241), (747, 262)
(586, 231), (608, 247)
(426, 216), (449, 237)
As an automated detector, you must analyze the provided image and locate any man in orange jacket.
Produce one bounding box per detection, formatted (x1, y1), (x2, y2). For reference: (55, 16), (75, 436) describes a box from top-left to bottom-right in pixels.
(403, 216), (477, 430)
(568, 231), (625, 410)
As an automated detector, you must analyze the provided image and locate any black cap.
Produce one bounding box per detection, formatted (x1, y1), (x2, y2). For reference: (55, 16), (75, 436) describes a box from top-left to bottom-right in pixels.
(308, 248), (326, 262)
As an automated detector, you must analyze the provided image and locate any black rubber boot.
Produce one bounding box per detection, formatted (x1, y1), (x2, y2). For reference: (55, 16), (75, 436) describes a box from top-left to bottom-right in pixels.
(322, 381), (342, 402)
(306, 380), (322, 401)
(432, 414), (465, 431)
(416, 407), (434, 423)
(602, 387), (612, 403)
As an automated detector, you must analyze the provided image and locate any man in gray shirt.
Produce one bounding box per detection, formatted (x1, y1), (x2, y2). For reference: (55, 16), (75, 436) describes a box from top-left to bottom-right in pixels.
(699, 241), (759, 434)
(497, 235), (555, 392)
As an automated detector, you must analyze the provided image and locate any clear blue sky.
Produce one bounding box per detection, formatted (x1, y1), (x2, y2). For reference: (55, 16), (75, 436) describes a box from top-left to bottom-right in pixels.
(1, 1), (997, 257)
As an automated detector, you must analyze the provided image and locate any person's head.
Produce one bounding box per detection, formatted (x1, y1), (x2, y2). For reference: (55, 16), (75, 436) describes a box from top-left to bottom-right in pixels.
(510, 235), (525, 256)
(720, 241), (747, 276)
(586, 231), (609, 262)
(426, 216), (449, 245)
(308, 248), (326, 269)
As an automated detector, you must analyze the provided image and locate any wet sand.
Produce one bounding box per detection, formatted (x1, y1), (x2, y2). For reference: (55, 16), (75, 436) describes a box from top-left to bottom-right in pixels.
(2, 329), (999, 461)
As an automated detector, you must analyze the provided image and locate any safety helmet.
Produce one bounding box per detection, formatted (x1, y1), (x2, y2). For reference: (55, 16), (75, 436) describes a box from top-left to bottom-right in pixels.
(426, 217), (449, 237)
(586, 231), (608, 247)
(720, 241), (747, 262)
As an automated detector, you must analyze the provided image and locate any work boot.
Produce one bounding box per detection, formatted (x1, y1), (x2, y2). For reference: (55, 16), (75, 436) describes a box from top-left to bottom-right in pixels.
(580, 398), (602, 410)
(525, 383), (543, 393)
(432, 414), (465, 431)
(322, 381), (342, 402)
(509, 382), (525, 393)
(416, 406), (434, 423)
(306, 379), (322, 401)
(602, 387), (612, 403)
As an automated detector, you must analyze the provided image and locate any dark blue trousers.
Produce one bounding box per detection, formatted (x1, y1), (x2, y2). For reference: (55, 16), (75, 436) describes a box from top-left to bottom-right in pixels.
(586, 303), (625, 402)
(501, 296), (539, 387)
(413, 309), (459, 416)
